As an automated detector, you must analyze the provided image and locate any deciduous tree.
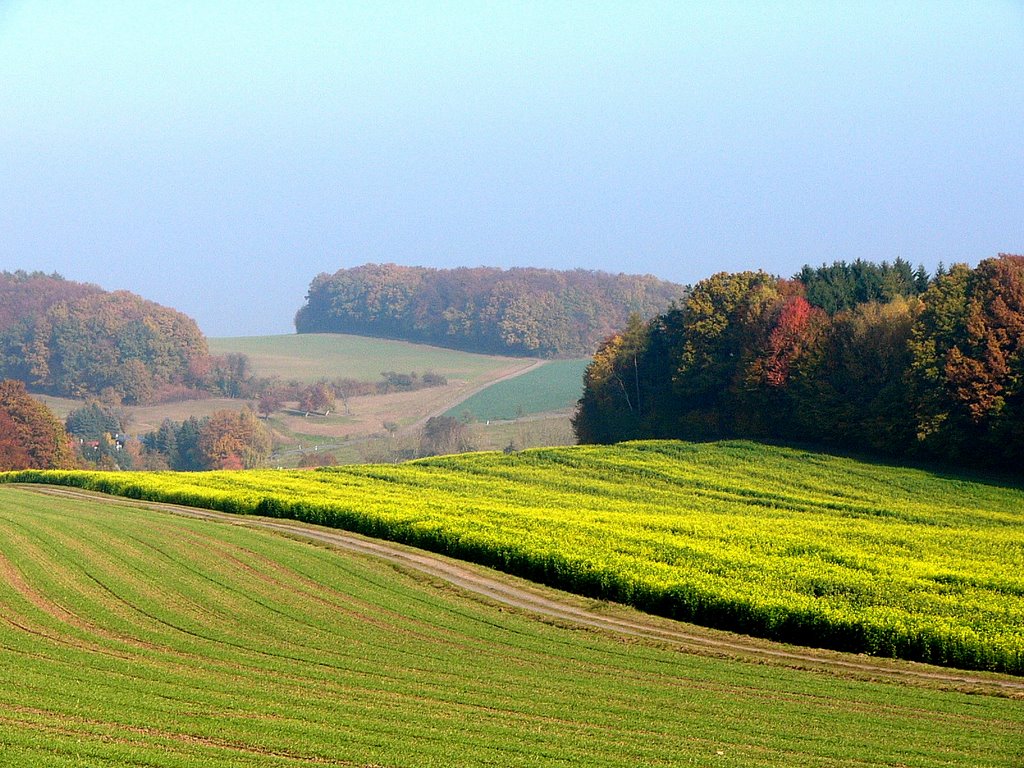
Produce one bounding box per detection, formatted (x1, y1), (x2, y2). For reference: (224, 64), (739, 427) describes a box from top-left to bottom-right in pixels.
(258, 388), (285, 418)
(198, 409), (272, 469)
(299, 382), (335, 414)
(574, 255), (1023, 470)
(0, 379), (76, 469)
(910, 255), (1024, 463)
(673, 271), (779, 437)
(419, 415), (471, 457)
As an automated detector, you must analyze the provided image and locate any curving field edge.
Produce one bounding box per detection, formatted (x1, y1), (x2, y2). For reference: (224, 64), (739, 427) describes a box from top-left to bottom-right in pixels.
(21, 484), (1024, 698)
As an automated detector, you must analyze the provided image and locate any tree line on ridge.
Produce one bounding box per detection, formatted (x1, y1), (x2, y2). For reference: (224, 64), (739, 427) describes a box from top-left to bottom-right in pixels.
(295, 263), (685, 357)
(573, 255), (1024, 471)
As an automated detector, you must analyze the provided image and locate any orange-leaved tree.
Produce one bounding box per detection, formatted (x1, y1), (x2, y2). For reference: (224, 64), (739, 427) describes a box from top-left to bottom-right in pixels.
(197, 409), (272, 470)
(0, 379), (77, 470)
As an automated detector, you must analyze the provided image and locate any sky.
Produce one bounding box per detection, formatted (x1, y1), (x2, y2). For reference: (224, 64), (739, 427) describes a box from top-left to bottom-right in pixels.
(1, 1), (1022, 337)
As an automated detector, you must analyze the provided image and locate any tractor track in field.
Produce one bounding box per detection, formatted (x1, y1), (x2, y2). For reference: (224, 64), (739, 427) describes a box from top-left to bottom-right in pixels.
(20, 484), (1024, 697)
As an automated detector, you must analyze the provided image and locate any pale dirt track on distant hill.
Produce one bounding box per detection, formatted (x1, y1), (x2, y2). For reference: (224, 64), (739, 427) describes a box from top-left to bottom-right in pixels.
(23, 485), (1024, 697)
(407, 358), (547, 432)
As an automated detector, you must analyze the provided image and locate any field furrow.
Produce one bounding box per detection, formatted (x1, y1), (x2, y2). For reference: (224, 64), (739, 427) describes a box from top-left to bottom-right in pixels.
(5, 440), (1021, 675)
(0, 483), (1022, 765)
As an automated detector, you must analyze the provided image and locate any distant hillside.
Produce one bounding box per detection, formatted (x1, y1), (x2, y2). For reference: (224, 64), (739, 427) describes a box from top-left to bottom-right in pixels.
(0, 271), (208, 403)
(208, 332), (528, 384)
(294, 264), (686, 357)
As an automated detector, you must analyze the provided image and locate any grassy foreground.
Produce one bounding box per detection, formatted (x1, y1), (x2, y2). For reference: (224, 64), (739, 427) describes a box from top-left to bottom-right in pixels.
(0, 486), (1021, 767)
(4, 441), (1023, 674)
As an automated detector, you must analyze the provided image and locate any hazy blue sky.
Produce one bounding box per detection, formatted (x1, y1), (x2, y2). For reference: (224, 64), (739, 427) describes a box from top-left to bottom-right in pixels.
(2, 1), (1022, 337)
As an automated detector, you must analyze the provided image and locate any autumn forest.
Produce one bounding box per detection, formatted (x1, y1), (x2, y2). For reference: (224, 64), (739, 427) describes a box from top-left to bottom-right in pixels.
(1, 256), (1022, 474)
(573, 255), (1024, 471)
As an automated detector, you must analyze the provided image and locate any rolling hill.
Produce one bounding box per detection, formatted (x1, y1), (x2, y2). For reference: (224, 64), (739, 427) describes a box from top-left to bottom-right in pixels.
(5, 440), (1023, 675)
(294, 264), (686, 357)
(0, 484), (1020, 767)
(207, 333), (584, 460)
(208, 332), (533, 385)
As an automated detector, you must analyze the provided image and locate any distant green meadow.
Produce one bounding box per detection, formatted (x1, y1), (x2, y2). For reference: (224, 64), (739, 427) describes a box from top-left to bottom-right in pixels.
(446, 359), (590, 420)
(208, 332), (532, 384)
(6, 441), (1023, 675)
(0, 486), (1020, 767)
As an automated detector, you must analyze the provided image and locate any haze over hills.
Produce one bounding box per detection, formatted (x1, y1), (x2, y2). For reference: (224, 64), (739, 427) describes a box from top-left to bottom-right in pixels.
(1, 5), (1022, 764)
(0, 267), (604, 469)
(3, 4), (1020, 338)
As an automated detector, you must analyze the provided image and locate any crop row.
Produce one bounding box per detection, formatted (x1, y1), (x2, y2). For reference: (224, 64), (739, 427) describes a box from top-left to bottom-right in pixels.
(4, 440), (1023, 674)
(5, 485), (1022, 767)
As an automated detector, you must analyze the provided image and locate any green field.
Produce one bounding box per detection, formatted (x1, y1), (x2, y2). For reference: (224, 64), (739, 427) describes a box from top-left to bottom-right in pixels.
(445, 358), (590, 420)
(209, 333), (532, 384)
(0, 486), (1021, 767)
(6, 441), (1023, 674)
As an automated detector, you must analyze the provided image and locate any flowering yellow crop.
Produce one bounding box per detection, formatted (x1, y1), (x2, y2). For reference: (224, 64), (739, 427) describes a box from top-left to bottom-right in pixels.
(5, 440), (1023, 674)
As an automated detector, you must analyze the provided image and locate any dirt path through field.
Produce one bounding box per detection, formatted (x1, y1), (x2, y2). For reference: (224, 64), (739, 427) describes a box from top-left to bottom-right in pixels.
(22, 485), (1024, 696)
(405, 358), (547, 433)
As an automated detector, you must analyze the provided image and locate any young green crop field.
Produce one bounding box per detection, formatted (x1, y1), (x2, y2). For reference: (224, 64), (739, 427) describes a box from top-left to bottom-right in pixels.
(5, 441), (1023, 676)
(0, 486), (1021, 767)
(208, 333), (533, 384)
(445, 358), (590, 421)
